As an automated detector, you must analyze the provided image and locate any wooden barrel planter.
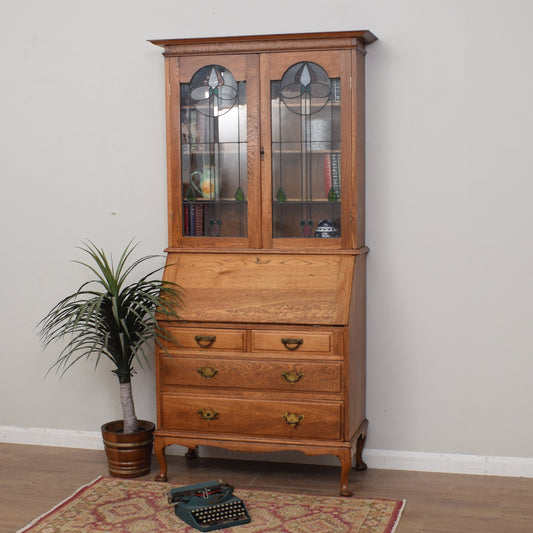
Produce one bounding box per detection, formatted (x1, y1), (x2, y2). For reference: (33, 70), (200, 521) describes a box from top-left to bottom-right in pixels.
(101, 420), (155, 478)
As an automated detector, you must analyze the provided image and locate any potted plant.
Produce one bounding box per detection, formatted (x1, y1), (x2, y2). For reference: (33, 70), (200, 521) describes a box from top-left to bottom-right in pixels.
(38, 241), (183, 478)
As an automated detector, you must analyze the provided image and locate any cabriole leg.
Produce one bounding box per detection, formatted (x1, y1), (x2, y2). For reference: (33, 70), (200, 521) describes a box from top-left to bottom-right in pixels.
(355, 430), (368, 471)
(154, 438), (168, 482)
(185, 447), (198, 460)
(338, 448), (353, 497)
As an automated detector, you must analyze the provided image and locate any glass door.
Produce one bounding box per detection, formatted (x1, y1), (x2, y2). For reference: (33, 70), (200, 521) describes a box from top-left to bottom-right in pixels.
(262, 50), (350, 249)
(171, 55), (260, 248)
(271, 62), (341, 239)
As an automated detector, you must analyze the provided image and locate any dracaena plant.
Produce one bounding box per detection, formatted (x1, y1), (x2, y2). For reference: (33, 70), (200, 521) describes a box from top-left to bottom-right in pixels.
(38, 241), (183, 434)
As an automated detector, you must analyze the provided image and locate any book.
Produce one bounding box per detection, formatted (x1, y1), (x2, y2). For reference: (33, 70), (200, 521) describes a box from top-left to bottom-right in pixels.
(189, 109), (198, 146)
(194, 204), (204, 236)
(183, 202), (205, 236)
(323, 154), (332, 197)
(332, 78), (341, 103)
(183, 203), (190, 236)
(324, 153), (341, 200)
(331, 153), (341, 199)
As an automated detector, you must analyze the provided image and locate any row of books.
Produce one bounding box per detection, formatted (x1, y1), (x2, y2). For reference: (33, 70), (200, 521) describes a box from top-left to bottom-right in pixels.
(183, 203), (205, 236)
(323, 153), (341, 199)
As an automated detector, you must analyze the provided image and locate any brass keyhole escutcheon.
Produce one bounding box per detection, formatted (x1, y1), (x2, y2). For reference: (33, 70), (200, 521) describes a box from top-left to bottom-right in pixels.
(198, 408), (219, 421)
(282, 412), (304, 428)
(281, 371), (304, 384)
(198, 367), (219, 379)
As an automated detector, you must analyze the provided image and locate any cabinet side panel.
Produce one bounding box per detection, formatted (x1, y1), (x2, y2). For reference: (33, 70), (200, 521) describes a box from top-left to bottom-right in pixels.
(166, 58), (182, 247)
(347, 253), (366, 438)
(352, 48), (367, 249)
(340, 50), (353, 250)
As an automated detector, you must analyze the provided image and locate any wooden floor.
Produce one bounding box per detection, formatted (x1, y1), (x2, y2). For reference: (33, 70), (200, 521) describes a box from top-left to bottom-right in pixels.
(1, 443), (532, 533)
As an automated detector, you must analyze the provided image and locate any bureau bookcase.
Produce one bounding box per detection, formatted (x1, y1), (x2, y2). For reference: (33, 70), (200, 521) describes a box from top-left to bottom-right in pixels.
(150, 30), (376, 496)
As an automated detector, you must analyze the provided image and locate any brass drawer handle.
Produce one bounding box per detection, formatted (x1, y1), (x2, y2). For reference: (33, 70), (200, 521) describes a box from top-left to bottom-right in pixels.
(282, 412), (304, 428)
(197, 367), (219, 379)
(281, 371), (304, 384)
(281, 338), (303, 350)
(195, 335), (216, 348)
(198, 408), (218, 421)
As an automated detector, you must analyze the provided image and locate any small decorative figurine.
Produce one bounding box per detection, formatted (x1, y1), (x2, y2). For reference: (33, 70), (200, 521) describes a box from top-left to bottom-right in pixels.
(209, 219), (222, 236)
(315, 219), (339, 238)
(300, 220), (313, 238)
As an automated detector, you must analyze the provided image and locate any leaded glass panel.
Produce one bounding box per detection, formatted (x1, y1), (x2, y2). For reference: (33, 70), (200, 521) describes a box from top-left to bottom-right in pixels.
(180, 65), (247, 237)
(271, 62), (341, 239)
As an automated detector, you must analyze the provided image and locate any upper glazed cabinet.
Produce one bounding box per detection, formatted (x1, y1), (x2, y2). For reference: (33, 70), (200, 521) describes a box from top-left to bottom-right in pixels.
(150, 31), (377, 251)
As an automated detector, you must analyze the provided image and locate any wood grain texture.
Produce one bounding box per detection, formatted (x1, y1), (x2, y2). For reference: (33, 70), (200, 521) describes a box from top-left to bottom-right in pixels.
(245, 53), (262, 249)
(149, 30), (377, 57)
(166, 57), (181, 247)
(163, 252), (355, 325)
(351, 47), (367, 249)
(347, 253), (367, 439)
(250, 329), (336, 353)
(160, 355), (342, 393)
(160, 394), (342, 440)
(165, 326), (245, 350)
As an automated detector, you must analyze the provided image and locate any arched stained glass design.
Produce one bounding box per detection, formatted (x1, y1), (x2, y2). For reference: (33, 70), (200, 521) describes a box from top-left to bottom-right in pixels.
(280, 62), (331, 115)
(190, 65), (239, 117)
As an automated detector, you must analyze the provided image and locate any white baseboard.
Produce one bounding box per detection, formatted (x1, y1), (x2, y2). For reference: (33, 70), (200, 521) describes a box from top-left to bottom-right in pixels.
(364, 448), (533, 478)
(2, 425), (532, 478)
(0, 425), (104, 450)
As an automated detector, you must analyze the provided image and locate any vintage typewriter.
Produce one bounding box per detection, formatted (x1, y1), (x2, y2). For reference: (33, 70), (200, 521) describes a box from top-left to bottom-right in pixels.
(168, 480), (251, 532)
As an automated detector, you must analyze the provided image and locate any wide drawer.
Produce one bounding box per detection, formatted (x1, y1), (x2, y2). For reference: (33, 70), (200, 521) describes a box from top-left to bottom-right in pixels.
(166, 327), (245, 352)
(160, 395), (341, 440)
(251, 330), (336, 354)
(160, 356), (341, 393)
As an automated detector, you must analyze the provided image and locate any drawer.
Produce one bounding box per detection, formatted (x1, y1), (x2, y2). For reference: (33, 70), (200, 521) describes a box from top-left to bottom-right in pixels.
(251, 329), (336, 354)
(161, 394), (341, 440)
(160, 356), (341, 393)
(166, 327), (245, 352)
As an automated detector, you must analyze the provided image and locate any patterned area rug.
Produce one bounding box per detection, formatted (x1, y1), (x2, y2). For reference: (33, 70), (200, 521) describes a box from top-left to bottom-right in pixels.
(18, 476), (405, 533)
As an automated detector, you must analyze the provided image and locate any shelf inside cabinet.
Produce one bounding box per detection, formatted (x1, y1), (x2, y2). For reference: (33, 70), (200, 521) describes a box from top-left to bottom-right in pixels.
(272, 148), (341, 155)
(273, 200), (340, 205)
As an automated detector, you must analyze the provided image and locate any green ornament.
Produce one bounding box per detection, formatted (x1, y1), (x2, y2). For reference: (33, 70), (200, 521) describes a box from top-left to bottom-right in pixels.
(327, 187), (338, 202)
(235, 186), (245, 202)
(276, 187), (287, 202)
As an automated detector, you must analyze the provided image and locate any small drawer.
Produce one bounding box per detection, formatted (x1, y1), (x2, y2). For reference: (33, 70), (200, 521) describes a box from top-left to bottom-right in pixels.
(166, 328), (245, 352)
(251, 330), (335, 354)
(160, 356), (341, 393)
(161, 394), (341, 440)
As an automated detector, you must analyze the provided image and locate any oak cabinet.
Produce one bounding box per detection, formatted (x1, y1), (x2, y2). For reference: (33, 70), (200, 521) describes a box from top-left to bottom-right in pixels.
(150, 30), (376, 496)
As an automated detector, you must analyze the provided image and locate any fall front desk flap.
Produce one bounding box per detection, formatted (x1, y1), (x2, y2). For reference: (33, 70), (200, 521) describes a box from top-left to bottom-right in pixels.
(161, 252), (360, 325)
